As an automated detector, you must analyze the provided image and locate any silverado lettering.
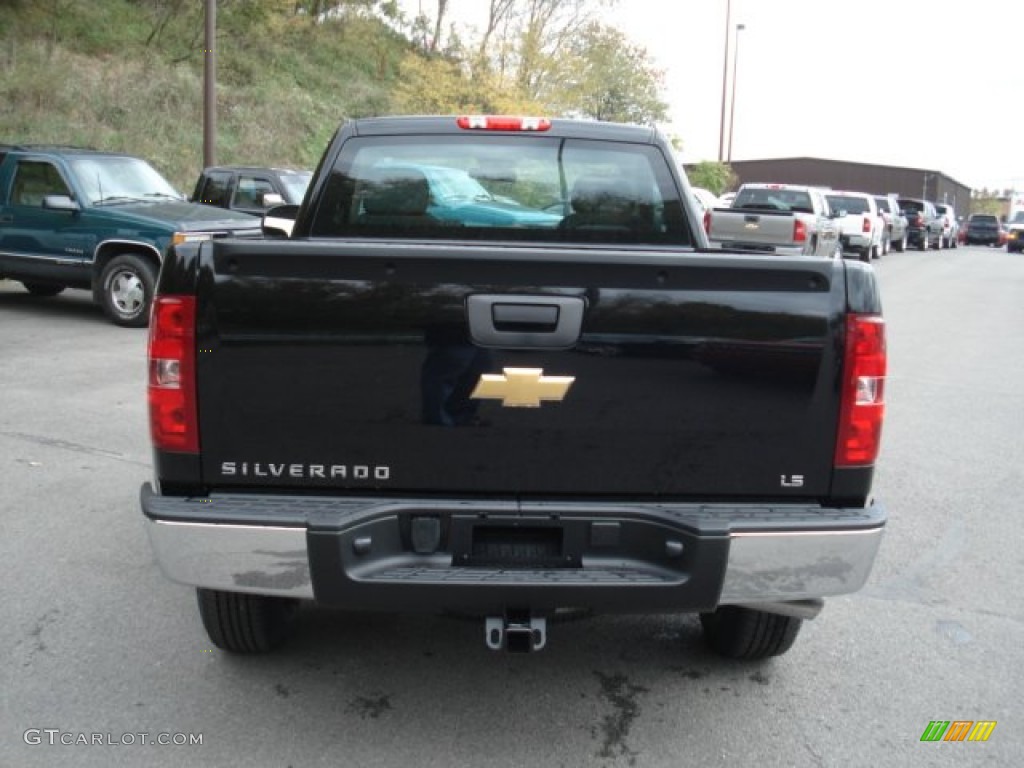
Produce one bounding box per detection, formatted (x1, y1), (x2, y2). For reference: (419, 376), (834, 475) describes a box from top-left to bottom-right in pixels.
(220, 462), (391, 480)
(141, 115), (887, 660)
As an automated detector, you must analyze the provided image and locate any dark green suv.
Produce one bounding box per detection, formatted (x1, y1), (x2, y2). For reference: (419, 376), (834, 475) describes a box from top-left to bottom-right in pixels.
(0, 145), (260, 326)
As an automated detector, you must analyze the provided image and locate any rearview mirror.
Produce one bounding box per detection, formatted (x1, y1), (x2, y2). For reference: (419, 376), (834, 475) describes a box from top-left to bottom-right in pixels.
(260, 192), (285, 208)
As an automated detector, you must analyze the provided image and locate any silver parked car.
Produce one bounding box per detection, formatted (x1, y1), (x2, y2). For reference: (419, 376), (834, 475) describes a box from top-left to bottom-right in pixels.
(875, 194), (908, 253)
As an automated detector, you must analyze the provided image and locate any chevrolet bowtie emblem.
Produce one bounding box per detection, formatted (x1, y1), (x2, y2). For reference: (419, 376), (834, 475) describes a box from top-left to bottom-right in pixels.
(470, 367), (575, 408)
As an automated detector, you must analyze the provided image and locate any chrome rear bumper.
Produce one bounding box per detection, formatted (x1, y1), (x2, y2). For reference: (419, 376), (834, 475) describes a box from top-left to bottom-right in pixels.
(143, 486), (885, 615)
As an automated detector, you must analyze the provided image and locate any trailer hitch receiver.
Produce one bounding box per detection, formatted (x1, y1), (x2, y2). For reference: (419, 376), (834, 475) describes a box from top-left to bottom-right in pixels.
(485, 613), (547, 652)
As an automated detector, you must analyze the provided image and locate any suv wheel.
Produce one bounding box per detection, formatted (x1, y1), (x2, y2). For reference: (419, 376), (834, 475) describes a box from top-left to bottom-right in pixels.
(895, 232), (907, 252)
(700, 606), (803, 660)
(99, 254), (157, 327)
(197, 588), (298, 653)
(22, 282), (66, 297)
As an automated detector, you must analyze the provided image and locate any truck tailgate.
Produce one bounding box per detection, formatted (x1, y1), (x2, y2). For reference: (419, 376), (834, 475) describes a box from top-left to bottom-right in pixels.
(195, 239), (844, 500)
(708, 208), (798, 250)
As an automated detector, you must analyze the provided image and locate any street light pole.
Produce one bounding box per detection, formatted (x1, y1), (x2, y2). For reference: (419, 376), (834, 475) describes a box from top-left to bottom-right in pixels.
(727, 23), (745, 163)
(717, 0), (732, 162)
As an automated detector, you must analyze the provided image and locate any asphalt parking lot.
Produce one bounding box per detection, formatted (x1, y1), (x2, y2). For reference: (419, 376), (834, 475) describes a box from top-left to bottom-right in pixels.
(1, 247), (1022, 767)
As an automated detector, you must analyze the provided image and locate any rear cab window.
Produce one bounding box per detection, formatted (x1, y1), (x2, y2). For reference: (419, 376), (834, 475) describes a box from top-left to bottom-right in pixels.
(310, 134), (691, 246)
(827, 195), (869, 215)
(733, 187), (814, 213)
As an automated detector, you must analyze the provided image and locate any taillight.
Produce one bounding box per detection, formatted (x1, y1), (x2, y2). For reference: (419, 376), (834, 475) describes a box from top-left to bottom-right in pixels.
(148, 295), (198, 453)
(835, 314), (886, 467)
(861, 215), (872, 233)
(913, 214), (923, 227)
(793, 218), (807, 243)
(456, 115), (551, 131)
(703, 209), (712, 235)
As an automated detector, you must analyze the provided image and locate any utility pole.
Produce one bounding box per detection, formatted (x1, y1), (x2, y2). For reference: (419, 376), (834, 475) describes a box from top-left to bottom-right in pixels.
(203, 0), (217, 168)
(717, 0), (731, 163)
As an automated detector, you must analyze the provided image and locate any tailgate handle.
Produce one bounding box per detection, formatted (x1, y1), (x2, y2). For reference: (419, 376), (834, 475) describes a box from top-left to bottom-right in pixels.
(467, 295), (584, 349)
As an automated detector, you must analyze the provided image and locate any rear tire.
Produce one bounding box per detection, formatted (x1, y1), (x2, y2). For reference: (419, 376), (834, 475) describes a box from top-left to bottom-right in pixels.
(894, 233), (907, 252)
(197, 588), (297, 653)
(99, 253), (156, 327)
(22, 282), (66, 297)
(700, 606), (803, 660)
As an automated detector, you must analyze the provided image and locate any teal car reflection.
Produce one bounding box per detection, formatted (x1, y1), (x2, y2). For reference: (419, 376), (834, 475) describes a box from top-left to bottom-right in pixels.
(370, 163), (562, 228)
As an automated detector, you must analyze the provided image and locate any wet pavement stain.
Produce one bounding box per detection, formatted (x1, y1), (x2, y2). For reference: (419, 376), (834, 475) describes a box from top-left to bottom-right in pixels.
(593, 671), (648, 765)
(749, 670), (771, 685)
(20, 608), (60, 666)
(349, 694), (393, 720)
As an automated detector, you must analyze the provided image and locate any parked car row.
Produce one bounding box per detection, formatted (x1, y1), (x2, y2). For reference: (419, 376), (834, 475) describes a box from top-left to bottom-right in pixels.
(710, 182), (983, 260)
(707, 183), (913, 262)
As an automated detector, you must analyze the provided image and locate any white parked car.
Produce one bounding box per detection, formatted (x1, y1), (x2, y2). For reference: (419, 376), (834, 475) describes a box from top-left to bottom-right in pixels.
(825, 191), (884, 262)
(934, 203), (959, 249)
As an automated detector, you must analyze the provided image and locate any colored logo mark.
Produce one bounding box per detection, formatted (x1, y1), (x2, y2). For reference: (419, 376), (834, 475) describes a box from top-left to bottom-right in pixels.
(920, 721), (997, 742)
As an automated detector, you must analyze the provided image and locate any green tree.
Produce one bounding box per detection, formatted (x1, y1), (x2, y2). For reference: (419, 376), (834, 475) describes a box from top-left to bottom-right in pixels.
(686, 161), (736, 196)
(391, 50), (543, 115)
(547, 21), (666, 124)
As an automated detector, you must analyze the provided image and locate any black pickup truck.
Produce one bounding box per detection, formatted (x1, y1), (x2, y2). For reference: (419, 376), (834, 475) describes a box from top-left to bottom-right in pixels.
(141, 116), (887, 659)
(191, 165), (312, 217)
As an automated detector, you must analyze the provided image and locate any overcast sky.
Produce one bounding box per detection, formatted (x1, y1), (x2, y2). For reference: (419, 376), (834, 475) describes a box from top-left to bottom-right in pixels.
(400, 0), (1022, 192)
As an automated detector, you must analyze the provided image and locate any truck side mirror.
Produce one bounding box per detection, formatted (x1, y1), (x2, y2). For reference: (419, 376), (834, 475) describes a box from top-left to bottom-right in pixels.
(260, 192), (285, 208)
(43, 194), (80, 213)
(262, 203), (299, 238)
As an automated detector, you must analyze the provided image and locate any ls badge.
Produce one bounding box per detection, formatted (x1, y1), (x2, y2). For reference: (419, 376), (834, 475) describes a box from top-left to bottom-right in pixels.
(470, 367), (575, 408)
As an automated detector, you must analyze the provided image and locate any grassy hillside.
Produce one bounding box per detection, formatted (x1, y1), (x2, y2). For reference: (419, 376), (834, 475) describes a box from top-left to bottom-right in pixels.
(0, 0), (412, 191)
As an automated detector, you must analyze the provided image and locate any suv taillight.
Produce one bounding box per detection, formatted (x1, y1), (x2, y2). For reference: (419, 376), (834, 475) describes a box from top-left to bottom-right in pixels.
(861, 215), (872, 233)
(835, 315), (886, 467)
(793, 218), (807, 243)
(148, 295), (198, 453)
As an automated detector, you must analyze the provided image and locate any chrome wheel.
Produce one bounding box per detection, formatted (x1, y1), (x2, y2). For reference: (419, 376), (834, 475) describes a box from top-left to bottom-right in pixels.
(109, 270), (146, 316)
(99, 253), (156, 327)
